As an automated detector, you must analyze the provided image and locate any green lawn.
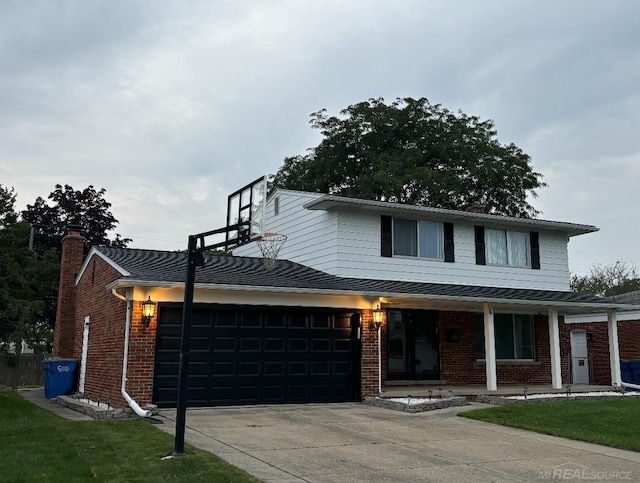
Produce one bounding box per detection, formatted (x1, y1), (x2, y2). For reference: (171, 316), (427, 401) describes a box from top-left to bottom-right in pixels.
(0, 387), (257, 482)
(460, 398), (640, 452)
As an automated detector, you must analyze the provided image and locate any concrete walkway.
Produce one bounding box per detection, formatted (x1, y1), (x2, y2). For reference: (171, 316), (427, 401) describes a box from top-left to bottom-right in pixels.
(155, 403), (640, 482)
(17, 387), (93, 421)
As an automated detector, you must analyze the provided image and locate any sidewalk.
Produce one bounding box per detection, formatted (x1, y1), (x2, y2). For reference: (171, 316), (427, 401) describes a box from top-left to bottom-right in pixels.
(17, 387), (93, 421)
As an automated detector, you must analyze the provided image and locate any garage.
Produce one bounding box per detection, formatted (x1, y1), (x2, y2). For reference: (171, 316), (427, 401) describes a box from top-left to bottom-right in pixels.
(153, 304), (361, 407)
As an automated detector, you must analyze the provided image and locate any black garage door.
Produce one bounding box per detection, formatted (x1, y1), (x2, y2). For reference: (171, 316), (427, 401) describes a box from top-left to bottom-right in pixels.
(153, 304), (361, 407)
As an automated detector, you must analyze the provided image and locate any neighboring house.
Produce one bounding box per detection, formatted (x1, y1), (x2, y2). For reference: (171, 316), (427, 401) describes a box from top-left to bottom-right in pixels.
(52, 190), (637, 410)
(565, 290), (640, 385)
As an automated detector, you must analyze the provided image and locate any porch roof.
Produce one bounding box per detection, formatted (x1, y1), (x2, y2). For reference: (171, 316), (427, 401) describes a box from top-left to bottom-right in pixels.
(93, 247), (638, 314)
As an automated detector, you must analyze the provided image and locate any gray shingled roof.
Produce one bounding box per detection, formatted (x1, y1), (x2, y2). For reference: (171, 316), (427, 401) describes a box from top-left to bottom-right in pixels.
(96, 247), (628, 307)
(608, 290), (640, 305)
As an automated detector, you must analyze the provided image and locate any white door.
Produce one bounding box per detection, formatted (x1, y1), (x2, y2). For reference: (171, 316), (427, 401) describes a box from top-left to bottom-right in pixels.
(570, 330), (589, 384)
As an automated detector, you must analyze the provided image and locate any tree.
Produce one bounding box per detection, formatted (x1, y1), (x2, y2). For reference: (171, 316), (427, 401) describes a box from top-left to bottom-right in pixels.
(0, 185), (59, 353)
(21, 184), (131, 254)
(271, 97), (546, 217)
(570, 260), (640, 297)
(1, 184), (131, 353)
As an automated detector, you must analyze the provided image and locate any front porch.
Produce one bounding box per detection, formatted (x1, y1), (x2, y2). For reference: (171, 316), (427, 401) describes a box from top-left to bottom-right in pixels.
(361, 300), (626, 398)
(379, 383), (617, 400)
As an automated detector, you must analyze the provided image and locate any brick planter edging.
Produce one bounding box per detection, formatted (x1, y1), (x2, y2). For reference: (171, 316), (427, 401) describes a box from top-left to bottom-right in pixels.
(55, 395), (159, 419)
(363, 396), (469, 413)
(477, 393), (640, 405)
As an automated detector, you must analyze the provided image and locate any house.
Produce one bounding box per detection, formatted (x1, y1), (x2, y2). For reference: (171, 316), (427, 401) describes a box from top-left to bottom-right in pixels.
(564, 290), (640, 385)
(52, 187), (637, 411)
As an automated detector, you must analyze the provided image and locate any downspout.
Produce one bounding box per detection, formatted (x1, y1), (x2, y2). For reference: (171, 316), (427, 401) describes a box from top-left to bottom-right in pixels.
(621, 382), (640, 390)
(113, 288), (152, 418)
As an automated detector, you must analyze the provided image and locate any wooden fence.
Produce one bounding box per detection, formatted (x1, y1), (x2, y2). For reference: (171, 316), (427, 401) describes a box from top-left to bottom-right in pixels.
(0, 353), (46, 388)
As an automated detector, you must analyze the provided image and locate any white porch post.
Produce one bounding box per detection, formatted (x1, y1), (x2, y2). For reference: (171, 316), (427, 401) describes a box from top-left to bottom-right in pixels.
(608, 309), (622, 386)
(483, 303), (497, 391)
(547, 307), (562, 389)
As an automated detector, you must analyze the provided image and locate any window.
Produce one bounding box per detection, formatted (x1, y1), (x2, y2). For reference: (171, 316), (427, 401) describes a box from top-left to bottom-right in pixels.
(475, 314), (535, 360)
(485, 229), (530, 267)
(273, 196), (280, 215)
(393, 219), (444, 260)
(381, 215), (454, 262)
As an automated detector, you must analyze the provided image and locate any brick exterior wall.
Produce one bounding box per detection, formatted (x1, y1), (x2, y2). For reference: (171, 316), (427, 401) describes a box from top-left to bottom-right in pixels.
(559, 318), (640, 386)
(52, 231), (85, 358)
(619, 320), (640, 361)
(58, 246), (639, 405)
(74, 256), (157, 408)
(439, 312), (552, 386)
(360, 309), (380, 397)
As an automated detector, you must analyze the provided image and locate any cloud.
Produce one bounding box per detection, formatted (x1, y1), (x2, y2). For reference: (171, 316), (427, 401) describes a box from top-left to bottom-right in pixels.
(1, 0), (639, 276)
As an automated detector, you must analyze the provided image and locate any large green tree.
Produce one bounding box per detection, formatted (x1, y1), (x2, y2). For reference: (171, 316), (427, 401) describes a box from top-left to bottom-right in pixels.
(0, 186), (59, 353)
(22, 184), (131, 254)
(571, 260), (640, 297)
(271, 97), (546, 217)
(1, 184), (131, 353)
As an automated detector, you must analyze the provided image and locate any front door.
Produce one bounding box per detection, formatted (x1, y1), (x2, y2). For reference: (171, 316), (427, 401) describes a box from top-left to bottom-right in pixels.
(387, 310), (440, 380)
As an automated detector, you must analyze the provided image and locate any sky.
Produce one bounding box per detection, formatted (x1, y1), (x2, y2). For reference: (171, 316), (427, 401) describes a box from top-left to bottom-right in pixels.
(1, 0), (639, 276)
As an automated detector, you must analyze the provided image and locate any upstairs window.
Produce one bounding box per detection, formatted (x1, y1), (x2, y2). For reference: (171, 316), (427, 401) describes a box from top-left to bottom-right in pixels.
(474, 226), (540, 269)
(485, 229), (530, 267)
(393, 219), (444, 260)
(381, 215), (454, 262)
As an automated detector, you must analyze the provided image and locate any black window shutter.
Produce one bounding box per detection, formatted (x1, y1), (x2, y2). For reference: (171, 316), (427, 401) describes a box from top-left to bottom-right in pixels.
(530, 231), (540, 269)
(443, 222), (455, 263)
(381, 215), (392, 257)
(474, 226), (486, 265)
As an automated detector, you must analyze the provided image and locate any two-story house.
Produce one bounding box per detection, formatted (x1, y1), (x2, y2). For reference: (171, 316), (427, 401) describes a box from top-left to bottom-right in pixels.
(52, 187), (633, 411)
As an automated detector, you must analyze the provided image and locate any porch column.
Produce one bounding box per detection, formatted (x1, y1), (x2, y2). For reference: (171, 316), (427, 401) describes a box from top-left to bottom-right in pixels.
(547, 307), (562, 389)
(483, 303), (497, 391)
(608, 309), (622, 386)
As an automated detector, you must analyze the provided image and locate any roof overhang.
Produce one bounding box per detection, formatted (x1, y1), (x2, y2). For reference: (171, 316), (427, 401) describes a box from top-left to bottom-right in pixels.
(107, 278), (634, 315)
(303, 195), (599, 237)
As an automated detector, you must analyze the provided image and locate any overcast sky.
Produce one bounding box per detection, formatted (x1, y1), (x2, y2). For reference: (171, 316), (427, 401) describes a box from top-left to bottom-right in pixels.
(1, 0), (639, 276)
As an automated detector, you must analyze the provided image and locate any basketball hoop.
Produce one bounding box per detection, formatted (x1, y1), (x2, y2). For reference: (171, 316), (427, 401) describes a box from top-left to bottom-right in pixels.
(256, 233), (287, 268)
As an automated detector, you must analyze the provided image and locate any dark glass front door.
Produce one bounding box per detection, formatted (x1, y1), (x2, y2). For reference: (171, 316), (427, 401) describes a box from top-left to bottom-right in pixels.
(387, 310), (440, 380)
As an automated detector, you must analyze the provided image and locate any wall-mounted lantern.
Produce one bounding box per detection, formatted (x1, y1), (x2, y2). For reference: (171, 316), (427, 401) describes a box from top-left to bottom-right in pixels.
(142, 296), (156, 328)
(370, 304), (384, 331)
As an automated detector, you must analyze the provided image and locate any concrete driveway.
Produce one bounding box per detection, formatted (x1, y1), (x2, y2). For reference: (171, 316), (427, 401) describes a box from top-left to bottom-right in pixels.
(156, 403), (640, 482)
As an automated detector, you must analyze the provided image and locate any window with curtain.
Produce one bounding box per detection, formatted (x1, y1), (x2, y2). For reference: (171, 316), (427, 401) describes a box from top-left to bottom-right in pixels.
(475, 313), (535, 360)
(393, 218), (444, 260)
(485, 229), (530, 267)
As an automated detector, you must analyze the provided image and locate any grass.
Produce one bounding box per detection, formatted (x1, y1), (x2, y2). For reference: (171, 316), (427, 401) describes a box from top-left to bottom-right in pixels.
(0, 386), (257, 482)
(460, 398), (640, 452)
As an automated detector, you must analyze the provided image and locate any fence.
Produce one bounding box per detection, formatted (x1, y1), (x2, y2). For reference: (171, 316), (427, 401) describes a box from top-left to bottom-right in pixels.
(0, 353), (46, 388)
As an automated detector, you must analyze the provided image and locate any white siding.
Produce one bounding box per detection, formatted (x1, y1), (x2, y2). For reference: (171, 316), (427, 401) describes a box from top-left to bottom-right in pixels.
(233, 191), (339, 272)
(234, 190), (573, 291)
(331, 210), (570, 291)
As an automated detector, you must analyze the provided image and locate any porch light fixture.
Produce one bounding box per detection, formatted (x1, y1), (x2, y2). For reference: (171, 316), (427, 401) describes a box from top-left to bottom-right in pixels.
(370, 304), (384, 331)
(142, 296), (156, 327)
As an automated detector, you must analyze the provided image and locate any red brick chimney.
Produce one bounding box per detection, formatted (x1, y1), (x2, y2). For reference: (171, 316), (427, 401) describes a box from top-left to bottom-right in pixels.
(466, 204), (485, 213)
(52, 225), (85, 358)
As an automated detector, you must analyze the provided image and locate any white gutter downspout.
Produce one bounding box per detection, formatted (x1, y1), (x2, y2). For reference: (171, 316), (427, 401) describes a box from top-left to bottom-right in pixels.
(622, 381), (640, 390)
(113, 288), (152, 418)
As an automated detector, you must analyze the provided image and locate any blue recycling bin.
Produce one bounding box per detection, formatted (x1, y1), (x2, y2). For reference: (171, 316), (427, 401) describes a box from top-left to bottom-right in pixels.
(621, 361), (632, 384)
(42, 359), (78, 399)
(630, 360), (640, 385)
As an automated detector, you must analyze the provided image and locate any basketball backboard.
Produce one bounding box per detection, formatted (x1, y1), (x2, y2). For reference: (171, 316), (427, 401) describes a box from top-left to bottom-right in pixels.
(225, 175), (267, 248)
